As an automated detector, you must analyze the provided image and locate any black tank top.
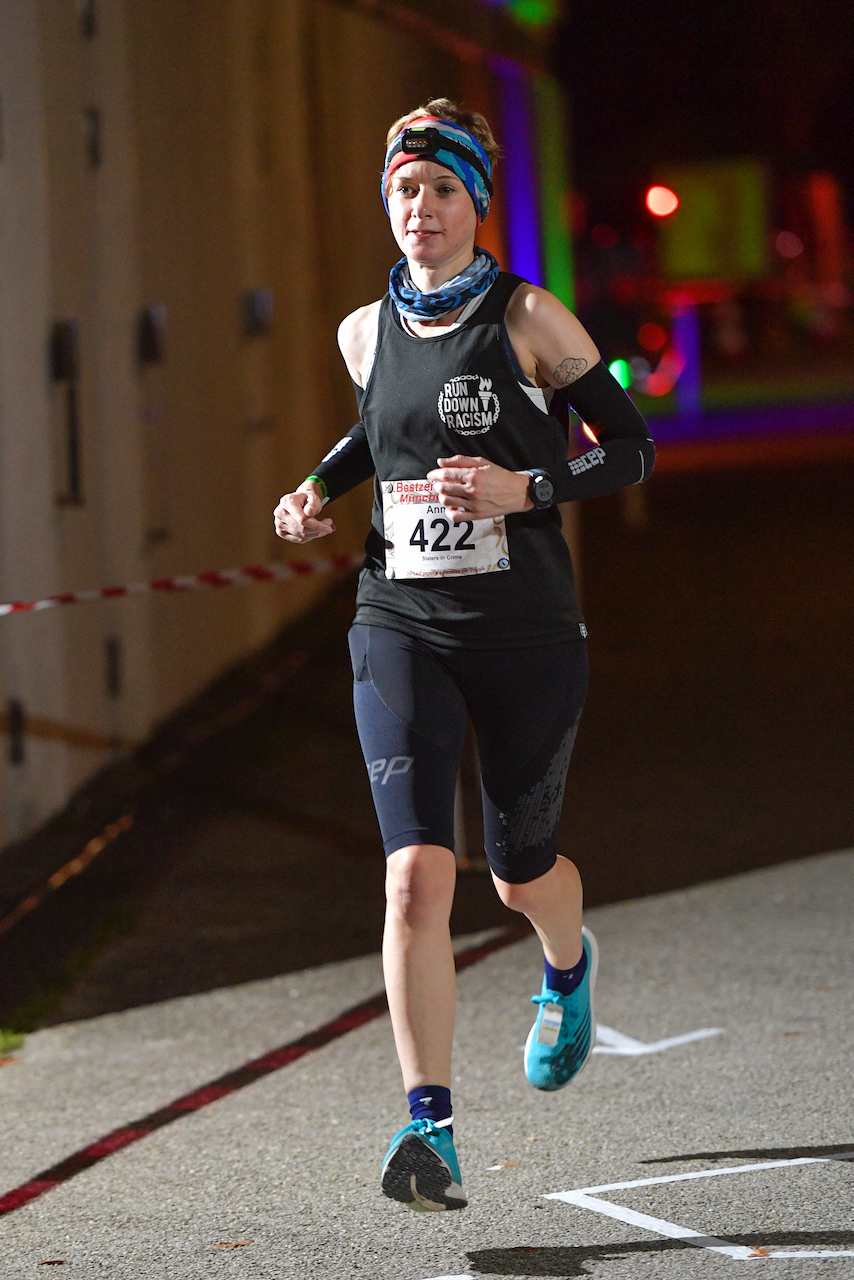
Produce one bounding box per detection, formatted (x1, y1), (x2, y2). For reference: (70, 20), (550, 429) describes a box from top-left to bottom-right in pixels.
(354, 272), (585, 649)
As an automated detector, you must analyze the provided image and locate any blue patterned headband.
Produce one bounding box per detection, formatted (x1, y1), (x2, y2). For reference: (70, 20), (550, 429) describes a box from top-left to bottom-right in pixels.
(382, 116), (493, 223)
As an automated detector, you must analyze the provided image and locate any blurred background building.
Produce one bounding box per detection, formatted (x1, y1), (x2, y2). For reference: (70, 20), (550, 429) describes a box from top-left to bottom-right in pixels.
(561, 0), (854, 423)
(0, 0), (572, 844)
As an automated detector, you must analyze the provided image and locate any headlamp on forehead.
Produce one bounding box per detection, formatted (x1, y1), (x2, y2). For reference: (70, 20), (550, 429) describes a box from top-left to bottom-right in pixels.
(401, 126), (437, 155)
(392, 127), (493, 199)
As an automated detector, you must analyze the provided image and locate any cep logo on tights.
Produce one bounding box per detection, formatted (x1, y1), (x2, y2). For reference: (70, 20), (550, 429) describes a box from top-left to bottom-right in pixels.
(369, 756), (414, 785)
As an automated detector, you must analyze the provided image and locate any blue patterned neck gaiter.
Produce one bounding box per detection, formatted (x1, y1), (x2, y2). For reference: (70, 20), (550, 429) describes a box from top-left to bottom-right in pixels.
(388, 249), (499, 321)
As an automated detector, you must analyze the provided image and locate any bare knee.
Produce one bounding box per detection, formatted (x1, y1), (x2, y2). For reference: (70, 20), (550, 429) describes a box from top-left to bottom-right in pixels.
(493, 855), (582, 916)
(386, 844), (455, 928)
(492, 862), (561, 915)
(493, 875), (541, 914)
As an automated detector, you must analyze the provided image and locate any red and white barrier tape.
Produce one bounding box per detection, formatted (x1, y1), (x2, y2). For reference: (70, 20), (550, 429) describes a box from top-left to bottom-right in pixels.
(0, 554), (363, 618)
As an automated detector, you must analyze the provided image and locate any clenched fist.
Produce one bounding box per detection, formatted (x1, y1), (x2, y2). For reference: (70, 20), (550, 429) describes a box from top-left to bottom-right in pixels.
(426, 455), (532, 522)
(273, 483), (336, 543)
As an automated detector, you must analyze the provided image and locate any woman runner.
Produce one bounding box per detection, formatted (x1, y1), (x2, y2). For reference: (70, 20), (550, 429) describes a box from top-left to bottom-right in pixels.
(274, 99), (654, 1213)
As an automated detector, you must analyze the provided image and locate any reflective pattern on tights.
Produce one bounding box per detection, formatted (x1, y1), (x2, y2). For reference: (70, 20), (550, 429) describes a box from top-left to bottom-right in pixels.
(349, 624), (588, 884)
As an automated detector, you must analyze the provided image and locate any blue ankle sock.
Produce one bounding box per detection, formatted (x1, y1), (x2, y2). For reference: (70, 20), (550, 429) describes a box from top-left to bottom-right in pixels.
(407, 1085), (453, 1136)
(544, 945), (588, 996)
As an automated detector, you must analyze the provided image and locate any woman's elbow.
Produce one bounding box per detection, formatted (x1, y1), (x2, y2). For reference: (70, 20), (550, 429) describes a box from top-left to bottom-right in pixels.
(639, 437), (656, 482)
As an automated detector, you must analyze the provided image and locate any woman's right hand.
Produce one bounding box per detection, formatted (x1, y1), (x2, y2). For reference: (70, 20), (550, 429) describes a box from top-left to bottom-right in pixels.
(273, 484), (336, 543)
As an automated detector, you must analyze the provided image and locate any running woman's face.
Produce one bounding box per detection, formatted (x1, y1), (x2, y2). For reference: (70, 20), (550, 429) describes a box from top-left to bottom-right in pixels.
(386, 160), (478, 269)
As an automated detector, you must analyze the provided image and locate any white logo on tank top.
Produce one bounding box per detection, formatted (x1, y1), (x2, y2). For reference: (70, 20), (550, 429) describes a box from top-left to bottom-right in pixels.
(438, 374), (500, 436)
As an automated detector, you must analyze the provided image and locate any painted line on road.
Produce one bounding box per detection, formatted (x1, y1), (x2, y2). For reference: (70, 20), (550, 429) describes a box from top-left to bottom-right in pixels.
(0, 923), (531, 1218)
(516, 1023), (725, 1057)
(546, 1152), (854, 1260)
(593, 1024), (723, 1056)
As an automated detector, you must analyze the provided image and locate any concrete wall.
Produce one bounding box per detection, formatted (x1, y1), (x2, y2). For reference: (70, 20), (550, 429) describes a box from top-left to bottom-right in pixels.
(0, 0), (544, 845)
(0, 0), (71, 837)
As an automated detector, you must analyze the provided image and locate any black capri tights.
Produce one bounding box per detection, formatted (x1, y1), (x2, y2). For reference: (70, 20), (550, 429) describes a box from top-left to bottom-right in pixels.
(348, 624), (588, 884)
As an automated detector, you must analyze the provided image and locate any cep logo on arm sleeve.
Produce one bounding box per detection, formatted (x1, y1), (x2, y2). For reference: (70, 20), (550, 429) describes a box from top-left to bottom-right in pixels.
(568, 446), (606, 476)
(320, 437), (353, 463)
(369, 756), (414, 785)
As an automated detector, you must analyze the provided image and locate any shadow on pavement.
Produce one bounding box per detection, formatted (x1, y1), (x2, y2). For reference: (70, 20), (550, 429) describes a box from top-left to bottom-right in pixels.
(641, 1143), (854, 1164)
(468, 1234), (854, 1276)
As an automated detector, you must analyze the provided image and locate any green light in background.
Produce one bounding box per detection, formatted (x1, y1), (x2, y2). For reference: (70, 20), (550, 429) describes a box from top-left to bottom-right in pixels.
(609, 359), (631, 389)
(656, 159), (769, 280)
(533, 74), (575, 312)
(506, 0), (559, 29)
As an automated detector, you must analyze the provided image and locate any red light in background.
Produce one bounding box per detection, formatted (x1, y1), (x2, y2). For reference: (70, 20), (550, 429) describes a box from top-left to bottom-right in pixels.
(775, 230), (804, 259)
(638, 322), (667, 351)
(643, 371), (672, 397)
(646, 185), (679, 217)
(642, 349), (685, 396)
(590, 223), (619, 249)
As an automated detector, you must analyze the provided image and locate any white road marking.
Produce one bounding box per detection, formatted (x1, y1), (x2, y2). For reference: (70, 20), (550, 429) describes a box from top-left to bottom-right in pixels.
(553, 1190), (752, 1258)
(593, 1023), (723, 1055)
(420, 1275), (473, 1279)
(546, 1153), (854, 1260)
(563, 1155), (833, 1195)
(516, 1022), (723, 1056)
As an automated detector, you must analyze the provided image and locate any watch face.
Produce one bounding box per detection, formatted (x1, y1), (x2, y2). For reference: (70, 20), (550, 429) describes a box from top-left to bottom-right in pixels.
(534, 476), (555, 504)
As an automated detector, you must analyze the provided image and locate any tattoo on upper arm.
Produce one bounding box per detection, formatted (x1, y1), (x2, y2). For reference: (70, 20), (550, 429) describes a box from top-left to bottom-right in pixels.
(553, 357), (588, 386)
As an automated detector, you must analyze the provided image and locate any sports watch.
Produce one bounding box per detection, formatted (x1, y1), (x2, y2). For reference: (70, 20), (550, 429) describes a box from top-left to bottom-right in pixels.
(524, 469), (556, 510)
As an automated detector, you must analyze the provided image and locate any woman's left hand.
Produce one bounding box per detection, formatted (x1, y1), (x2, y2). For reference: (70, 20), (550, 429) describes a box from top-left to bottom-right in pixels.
(427, 455), (532, 521)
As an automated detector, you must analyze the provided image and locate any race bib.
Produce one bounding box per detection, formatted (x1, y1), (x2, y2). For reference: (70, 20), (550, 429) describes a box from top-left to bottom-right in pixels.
(382, 479), (510, 580)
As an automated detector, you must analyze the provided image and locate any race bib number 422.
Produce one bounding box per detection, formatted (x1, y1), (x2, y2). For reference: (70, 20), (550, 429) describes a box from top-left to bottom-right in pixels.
(382, 479), (510, 580)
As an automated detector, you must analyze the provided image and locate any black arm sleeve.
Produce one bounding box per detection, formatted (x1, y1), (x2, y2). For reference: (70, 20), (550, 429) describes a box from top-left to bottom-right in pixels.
(307, 420), (375, 503)
(548, 361), (655, 504)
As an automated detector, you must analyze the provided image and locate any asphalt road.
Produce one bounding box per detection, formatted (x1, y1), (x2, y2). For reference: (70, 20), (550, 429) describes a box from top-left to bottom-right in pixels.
(1, 849), (852, 1278)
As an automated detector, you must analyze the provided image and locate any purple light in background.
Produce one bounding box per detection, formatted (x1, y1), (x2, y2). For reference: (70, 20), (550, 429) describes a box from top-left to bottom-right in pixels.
(491, 58), (543, 285)
(647, 400), (854, 445)
(671, 300), (702, 420)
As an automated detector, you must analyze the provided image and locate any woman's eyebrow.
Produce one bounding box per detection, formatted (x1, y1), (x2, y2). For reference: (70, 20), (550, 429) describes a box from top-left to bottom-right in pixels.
(392, 175), (463, 187)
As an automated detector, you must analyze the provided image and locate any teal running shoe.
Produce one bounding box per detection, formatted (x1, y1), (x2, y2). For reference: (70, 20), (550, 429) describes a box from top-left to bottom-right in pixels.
(381, 1118), (467, 1211)
(524, 926), (598, 1092)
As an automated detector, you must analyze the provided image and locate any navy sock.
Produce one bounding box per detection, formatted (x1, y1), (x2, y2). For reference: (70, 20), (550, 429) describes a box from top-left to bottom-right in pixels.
(407, 1085), (453, 1136)
(544, 944), (588, 996)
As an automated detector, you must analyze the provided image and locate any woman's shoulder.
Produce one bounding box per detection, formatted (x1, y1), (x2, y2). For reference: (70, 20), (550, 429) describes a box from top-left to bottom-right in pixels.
(338, 300), (384, 384)
(504, 280), (563, 325)
(338, 299), (384, 357)
(502, 280), (573, 341)
(338, 299), (384, 387)
(504, 282), (600, 383)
